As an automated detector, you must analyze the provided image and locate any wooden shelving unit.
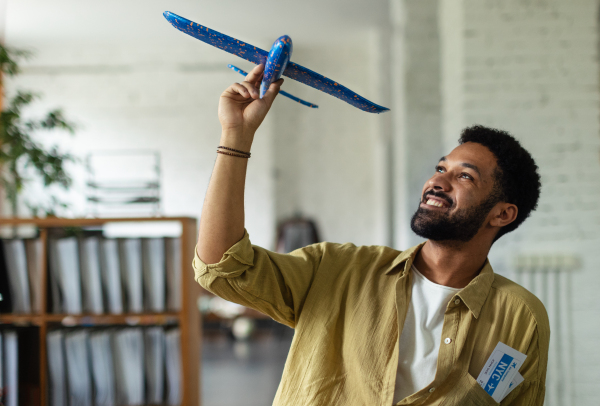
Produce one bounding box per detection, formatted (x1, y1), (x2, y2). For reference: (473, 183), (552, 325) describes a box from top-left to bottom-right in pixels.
(0, 216), (201, 406)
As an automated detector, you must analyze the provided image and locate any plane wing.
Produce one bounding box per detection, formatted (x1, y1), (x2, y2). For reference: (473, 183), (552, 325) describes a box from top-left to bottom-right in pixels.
(164, 11), (390, 113)
(163, 11), (268, 65)
(283, 62), (389, 113)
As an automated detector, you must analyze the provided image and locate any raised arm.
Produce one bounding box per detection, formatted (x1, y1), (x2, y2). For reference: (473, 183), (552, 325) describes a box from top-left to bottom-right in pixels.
(197, 64), (283, 264)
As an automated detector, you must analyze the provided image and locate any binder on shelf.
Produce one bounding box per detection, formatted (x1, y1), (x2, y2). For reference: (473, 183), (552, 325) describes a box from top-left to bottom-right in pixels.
(142, 238), (165, 312)
(0, 332), (3, 406)
(165, 237), (182, 311)
(48, 237), (83, 314)
(25, 239), (43, 314)
(165, 328), (182, 406)
(99, 239), (124, 314)
(113, 328), (145, 405)
(2, 239), (31, 314)
(118, 238), (143, 313)
(3, 330), (17, 406)
(145, 327), (165, 404)
(0, 242), (13, 313)
(65, 330), (93, 406)
(47, 330), (66, 406)
(89, 330), (116, 406)
(79, 237), (104, 314)
(47, 246), (61, 314)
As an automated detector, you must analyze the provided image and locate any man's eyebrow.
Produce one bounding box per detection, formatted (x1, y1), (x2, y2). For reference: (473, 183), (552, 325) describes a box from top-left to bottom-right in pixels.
(461, 162), (481, 177)
(437, 157), (482, 177)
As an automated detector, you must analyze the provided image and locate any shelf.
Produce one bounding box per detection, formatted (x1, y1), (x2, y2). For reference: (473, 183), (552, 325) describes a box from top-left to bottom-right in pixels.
(0, 314), (45, 325)
(45, 313), (181, 326)
(0, 216), (195, 227)
(0, 313), (181, 326)
(87, 181), (160, 189)
(0, 216), (201, 406)
(87, 197), (160, 204)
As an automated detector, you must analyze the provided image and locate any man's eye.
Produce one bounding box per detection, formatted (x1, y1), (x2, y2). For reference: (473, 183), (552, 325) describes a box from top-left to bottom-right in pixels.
(435, 166), (444, 173)
(460, 173), (473, 180)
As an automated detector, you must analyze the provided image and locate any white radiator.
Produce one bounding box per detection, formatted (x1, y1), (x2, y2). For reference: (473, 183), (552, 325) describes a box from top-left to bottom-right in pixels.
(513, 255), (578, 406)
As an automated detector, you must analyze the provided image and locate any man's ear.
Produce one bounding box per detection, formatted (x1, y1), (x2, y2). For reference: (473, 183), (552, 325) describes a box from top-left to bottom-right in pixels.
(489, 203), (518, 228)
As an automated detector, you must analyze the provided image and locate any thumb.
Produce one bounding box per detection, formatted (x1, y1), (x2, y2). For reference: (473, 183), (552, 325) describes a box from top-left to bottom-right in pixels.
(262, 78), (284, 107)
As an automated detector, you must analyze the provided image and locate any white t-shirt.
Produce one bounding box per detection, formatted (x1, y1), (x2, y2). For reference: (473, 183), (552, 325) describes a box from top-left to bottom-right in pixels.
(392, 265), (461, 404)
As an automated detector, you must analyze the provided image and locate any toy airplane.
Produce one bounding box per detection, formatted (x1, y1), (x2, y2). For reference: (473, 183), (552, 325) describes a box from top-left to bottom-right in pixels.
(163, 11), (390, 113)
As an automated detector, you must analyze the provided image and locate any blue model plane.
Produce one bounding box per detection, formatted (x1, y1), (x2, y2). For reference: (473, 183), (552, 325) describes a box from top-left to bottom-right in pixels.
(163, 11), (390, 113)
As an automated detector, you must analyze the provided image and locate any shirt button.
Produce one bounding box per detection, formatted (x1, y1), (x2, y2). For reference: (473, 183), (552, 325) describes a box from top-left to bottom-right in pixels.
(429, 387), (436, 393)
(444, 337), (452, 344)
(454, 298), (460, 305)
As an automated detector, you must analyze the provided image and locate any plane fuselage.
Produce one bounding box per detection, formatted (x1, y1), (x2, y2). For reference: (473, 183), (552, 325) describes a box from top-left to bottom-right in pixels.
(260, 35), (293, 98)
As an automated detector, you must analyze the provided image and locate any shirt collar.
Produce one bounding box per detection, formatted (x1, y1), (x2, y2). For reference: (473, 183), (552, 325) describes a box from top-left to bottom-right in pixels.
(385, 243), (495, 319)
(384, 242), (425, 276)
(456, 259), (494, 319)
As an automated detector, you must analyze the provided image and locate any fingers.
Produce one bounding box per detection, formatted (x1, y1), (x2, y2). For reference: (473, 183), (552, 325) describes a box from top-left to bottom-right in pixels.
(229, 83), (252, 98)
(228, 82), (259, 99)
(261, 78), (284, 106)
(240, 81), (259, 99)
(224, 68), (282, 106)
(245, 64), (264, 84)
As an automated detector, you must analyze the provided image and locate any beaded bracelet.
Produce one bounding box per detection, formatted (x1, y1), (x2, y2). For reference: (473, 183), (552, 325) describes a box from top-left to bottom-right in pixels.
(217, 145), (251, 157)
(217, 150), (250, 159)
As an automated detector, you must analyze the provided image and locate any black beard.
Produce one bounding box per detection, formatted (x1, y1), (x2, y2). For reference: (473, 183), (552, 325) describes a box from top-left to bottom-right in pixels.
(410, 192), (500, 242)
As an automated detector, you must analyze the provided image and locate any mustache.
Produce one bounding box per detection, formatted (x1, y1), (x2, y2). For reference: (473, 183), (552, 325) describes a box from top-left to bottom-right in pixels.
(422, 190), (453, 207)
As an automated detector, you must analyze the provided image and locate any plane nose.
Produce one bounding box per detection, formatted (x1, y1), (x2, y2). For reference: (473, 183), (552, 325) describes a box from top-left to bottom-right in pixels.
(163, 11), (171, 19)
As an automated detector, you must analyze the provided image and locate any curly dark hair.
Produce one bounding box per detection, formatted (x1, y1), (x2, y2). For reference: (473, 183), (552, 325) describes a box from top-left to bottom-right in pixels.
(459, 125), (541, 241)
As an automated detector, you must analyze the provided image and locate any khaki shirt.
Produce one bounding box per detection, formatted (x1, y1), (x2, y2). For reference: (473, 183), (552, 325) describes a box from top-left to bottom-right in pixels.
(193, 231), (549, 406)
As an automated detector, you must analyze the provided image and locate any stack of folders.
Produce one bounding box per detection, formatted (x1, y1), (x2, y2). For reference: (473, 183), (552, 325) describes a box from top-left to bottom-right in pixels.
(0, 239), (43, 314)
(47, 327), (181, 406)
(0, 236), (182, 315)
(0, 330), (18, 406)
(44, 236), (182, 314)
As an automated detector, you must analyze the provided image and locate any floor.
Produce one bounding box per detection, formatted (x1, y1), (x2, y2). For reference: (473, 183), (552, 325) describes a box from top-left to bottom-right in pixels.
(201, 320), (294, 406)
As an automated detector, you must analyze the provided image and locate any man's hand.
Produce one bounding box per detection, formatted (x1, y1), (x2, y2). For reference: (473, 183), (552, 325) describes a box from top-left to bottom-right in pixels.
(218, 64), (283, 149)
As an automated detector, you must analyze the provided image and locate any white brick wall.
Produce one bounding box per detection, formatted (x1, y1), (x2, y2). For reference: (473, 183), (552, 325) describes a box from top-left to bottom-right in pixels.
(460, 0), (600, 403)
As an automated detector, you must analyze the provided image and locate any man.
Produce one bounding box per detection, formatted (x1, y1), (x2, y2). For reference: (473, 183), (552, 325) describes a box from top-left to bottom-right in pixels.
(194, 64), (549, 405)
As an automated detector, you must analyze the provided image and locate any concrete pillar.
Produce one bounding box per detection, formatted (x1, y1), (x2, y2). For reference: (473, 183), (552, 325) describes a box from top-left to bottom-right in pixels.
(390, 0), (444, 249)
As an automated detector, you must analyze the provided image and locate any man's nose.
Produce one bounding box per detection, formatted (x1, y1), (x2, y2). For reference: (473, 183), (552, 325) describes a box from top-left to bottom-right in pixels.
(428, 174), (451, 192)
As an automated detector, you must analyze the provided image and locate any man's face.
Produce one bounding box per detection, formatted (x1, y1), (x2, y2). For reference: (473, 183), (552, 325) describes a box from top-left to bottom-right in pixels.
(411, 142), (503, 242)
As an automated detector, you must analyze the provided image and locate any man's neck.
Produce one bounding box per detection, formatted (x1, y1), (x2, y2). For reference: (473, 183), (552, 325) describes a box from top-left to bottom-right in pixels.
(412, 238), (491, 289)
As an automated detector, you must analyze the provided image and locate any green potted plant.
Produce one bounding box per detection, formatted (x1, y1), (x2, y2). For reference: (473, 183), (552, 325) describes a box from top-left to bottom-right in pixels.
(0, 44), (76, 217)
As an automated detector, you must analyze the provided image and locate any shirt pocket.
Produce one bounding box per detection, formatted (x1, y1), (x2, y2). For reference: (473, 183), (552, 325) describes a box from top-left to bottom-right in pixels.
(442, 373), (500, 406)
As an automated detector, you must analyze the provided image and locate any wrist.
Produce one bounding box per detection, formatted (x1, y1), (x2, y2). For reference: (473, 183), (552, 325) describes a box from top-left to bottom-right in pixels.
(220, 129), (254, 151)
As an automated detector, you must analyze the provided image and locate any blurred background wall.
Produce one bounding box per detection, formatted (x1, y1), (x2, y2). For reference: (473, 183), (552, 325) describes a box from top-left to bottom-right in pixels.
(3, 0), (600, 404)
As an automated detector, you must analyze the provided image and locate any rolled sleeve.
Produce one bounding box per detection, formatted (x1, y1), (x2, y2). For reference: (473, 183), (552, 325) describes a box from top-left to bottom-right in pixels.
(193, 230), (255, 281)
(192, 230), (322, 328)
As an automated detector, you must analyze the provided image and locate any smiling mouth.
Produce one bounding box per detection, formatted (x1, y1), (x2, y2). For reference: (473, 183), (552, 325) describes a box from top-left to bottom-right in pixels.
(421, 192), (453, 209)
(424, 199), (447, 208)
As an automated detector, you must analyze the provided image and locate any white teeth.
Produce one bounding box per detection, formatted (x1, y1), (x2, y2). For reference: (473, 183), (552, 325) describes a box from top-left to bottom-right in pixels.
(426, 199), (444, 208)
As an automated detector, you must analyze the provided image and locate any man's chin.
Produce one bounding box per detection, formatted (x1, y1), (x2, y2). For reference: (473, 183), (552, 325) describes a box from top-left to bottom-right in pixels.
(411, 216), (441, 239)
(410, 208), (457, 240)
(410, 213), (481, 243)
(412, 208), (446, 223)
